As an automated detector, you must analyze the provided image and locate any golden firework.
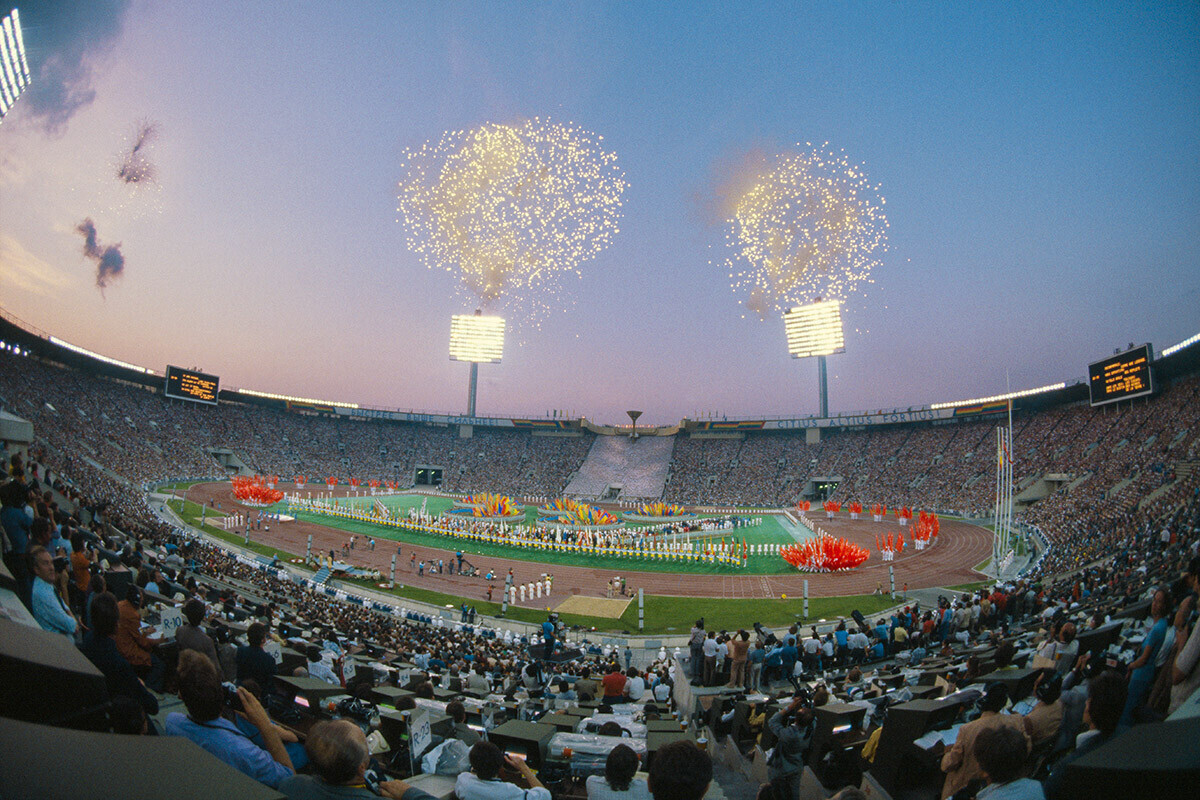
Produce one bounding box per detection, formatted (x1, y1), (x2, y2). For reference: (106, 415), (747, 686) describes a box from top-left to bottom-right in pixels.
(717, 144), (888, 319)
(397, 118), (626, 324)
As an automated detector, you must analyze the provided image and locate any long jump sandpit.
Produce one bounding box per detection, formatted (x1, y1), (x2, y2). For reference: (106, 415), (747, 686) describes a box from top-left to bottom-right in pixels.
(553, 595), (634, 619)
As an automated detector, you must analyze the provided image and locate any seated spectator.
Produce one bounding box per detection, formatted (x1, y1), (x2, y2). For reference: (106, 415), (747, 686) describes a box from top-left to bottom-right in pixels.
(1024, 670), (1064, 749)
(941, 683), (1030, 800)
(237, 621), (278, 689)
(647, 740), (712, 800)
(109, 694), (150, 736)
(235, 679), (308, 771)
(176, 597), (221, 673)
(79, 591), (159, 718)
(117, 585), (165, 690)
(602, 663), (627, 703)
(28, 545), (79, 639)
(279, 719), (429, 799)
(973, 724), (1045, 800)
(447, 700), (481, 746)
(624, 668), (646, 702)
(1044, 671), (1127, 800)
(306, 645), (339, 685)
(165, 650), (293, 788)
(1169, 557), (1200, 714)
(456, 740), (551, 800)
(586, 743), (650, 800)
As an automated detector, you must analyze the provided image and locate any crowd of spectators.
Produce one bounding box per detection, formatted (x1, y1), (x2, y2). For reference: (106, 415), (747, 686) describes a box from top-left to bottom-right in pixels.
(4, 348), (1200, 798)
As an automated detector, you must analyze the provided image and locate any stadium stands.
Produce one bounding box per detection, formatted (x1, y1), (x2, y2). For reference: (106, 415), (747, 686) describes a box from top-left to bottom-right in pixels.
(3, 339), (1200, 798)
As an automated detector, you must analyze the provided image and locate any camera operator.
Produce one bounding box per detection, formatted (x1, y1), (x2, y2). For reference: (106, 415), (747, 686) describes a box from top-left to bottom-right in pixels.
(166, 650), (294, 788)
(766, 693), (815, 800)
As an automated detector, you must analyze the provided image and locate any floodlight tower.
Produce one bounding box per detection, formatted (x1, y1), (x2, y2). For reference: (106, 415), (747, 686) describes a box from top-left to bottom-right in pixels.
(0, 8), (32, 125)
(783, 299), (846, 417)
(449, 310), (505, 417)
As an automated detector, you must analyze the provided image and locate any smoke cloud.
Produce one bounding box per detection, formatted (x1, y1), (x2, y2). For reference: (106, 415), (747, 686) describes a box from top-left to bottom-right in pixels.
(75, 217), (125, 291)
(16, 1), (133, 135)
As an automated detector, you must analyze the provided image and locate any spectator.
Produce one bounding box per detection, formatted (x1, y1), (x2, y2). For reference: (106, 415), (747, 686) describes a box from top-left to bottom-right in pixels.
(647, 740), (712, 800)
(456, 741), (551, 800)
(766, 696), (815, 800)
(447, 700), (481, 746)
(79, 591), (159, 718)
(602, 663), (627, 704)
(176, 597), (221, 673)
(28, 545), (78, 639)
(973, 724), (1045, 800)
(116, 585), (165, 691)
(165, 650), (293, 787)
(586, 743), (650, 800)
(941, 683), (1029, 800)
(238, 621), (278, 689)
(1120, 586), (1171, 727)
(279, 719), (427, 799)
(1044, 671), (1128, 799)
(1024, 670), (1064, 750)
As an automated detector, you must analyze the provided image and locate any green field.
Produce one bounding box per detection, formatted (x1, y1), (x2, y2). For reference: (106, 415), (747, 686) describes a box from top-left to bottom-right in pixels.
(282, 493), (802, 575)
(169, 493), (898, 633)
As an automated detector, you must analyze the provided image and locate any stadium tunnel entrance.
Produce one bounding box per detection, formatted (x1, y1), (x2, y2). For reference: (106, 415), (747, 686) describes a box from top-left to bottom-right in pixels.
(803, 477), (841, 501)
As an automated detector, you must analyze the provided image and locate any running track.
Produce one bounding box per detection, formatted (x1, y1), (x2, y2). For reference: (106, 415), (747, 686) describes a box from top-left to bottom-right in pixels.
(184, 484), (991, 603)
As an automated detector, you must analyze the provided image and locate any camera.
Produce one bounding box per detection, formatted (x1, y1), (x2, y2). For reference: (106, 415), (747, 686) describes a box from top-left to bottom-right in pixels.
(52, 555), (69, 572)
(222, 682), (243, 712)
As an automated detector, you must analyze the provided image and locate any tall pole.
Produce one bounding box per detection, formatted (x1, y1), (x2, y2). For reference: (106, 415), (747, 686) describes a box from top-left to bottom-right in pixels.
(818, 355), (829, 417)
(467, 362), (478, 417)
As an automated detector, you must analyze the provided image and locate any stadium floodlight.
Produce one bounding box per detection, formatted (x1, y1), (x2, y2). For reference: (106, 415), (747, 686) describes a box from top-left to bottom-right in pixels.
(449, 313), (505, 363)
(0, 8), (32, 124)
(784, 300), (845, 417)
(449, 311), (505, 417)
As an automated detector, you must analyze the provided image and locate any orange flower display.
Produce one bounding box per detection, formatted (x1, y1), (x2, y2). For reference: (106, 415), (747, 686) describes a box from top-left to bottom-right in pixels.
(232, 475), (283, 506)
(781, 533), (869, 572)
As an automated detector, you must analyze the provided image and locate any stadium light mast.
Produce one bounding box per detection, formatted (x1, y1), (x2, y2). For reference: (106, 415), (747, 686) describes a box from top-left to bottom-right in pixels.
(784, 299), (846, 417)
(449, 310), (505, 417)
(0, 8), (32, 125)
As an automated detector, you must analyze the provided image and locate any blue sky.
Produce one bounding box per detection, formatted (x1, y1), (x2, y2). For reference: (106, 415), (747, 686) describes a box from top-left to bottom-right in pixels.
(1, 1), (1197, 423)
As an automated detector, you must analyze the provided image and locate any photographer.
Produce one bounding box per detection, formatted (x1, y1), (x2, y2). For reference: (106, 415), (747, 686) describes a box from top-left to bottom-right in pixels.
(766, 695), (815, 800)
(165, 650), (294, 788)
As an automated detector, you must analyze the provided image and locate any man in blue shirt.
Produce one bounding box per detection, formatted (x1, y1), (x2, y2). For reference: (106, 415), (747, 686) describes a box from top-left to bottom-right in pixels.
(166, 649), (293, 788)
(29, 545), (78, 638)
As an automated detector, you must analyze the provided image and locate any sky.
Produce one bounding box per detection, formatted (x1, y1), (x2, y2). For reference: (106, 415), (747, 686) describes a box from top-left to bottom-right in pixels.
(1, 1), (1197, 425)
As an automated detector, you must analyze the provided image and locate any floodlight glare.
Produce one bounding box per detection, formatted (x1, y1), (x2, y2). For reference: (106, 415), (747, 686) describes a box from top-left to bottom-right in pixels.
(784, 300), (845, 359)
(449, 314), (505, 364)
(0, 8), (31, 123)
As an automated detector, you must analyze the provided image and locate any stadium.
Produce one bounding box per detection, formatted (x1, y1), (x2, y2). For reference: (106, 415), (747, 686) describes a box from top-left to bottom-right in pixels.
(2, 4), (1198, 800)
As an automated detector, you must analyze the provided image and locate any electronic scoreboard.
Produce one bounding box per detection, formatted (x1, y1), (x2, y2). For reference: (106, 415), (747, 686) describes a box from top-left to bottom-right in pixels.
(1088, 344), (1153, 406)
(164, 365), (219, 405)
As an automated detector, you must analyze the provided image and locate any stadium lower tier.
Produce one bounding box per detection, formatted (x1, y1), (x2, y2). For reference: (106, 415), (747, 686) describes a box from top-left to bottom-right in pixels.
(181, 482), (993, 600)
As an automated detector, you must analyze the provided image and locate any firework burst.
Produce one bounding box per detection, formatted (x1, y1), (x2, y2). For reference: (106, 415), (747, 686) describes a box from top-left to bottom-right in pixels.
(716, 143), (888, 320)
(116, 120), (159, 186)
(396, 118), (626, 325)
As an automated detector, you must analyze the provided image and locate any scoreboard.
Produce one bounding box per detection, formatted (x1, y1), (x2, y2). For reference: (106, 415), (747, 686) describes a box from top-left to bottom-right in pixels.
(164, 365), (220, 405)
(1088, 344), (1153, 406)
